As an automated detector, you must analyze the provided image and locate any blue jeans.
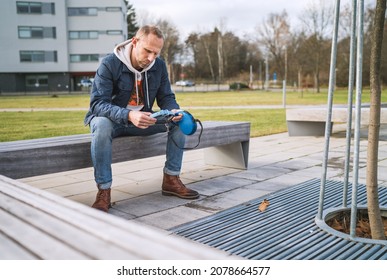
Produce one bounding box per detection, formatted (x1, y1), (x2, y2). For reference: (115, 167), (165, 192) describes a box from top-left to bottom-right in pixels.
(89, 117), (186, 190)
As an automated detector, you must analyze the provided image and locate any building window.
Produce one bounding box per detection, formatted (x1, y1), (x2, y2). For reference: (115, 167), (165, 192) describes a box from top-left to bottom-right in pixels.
(20, 50), (57, 62)
(105, 7), (122, 12)
(69, 31), (98, 39)
(70, 54), (99, 62)
(17, 2), (55, 14)
(68, 7), (97, 16)
(18, 26), (56, 39)
(26, 75), (49, 87)
(106, 30), (123, 35)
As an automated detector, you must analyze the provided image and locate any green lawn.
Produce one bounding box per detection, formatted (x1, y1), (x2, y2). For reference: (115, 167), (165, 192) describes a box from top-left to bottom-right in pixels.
(1, 88), (385, 108)
(1, 88), (385, 142)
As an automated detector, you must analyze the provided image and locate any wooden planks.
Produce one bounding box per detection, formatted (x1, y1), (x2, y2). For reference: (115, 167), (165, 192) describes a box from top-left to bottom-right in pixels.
(0, 175), (237, 260)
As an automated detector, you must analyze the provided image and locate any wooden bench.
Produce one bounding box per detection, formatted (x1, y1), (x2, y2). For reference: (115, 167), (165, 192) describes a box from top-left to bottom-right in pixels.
(0, 121), (250, 179)
(0, 174), (237, 260)
(286, 106), (387, 136)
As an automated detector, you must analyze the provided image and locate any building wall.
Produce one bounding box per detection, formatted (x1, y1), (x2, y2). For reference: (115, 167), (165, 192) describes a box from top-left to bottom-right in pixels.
(0, 0), (127, 94)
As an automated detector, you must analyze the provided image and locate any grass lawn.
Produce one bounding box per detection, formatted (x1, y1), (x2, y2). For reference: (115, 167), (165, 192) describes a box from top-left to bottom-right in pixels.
(1, 88), (386, 109)
(1, 87), (385, 142)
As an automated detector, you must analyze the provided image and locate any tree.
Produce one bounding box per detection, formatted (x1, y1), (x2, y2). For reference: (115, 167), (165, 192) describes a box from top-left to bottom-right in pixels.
(287, 31), (307, 89)
(299, 0), (334, 92)
(123, 1), (138, 39)
(185, 33), (200, 79)
(155, 19), (183, 83)
(256, 10), (291, 81)
(201, 32), (216, 81)
(335, 4), (379, 87)
(366, 0), (386, 240)
(216, 28), (224, 83)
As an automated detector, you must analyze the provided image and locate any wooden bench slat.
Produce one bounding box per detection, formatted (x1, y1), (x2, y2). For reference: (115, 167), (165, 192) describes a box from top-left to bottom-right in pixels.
(0, 192), (143, 259)
(0, 175), (237, 260)
(0, 232), (37, 260)
(0, 180), (195, 259)
(0, 207), (89, 259)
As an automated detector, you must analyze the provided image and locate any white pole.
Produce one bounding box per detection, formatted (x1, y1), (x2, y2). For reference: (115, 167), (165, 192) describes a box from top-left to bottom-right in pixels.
(265, 56), (269, 90)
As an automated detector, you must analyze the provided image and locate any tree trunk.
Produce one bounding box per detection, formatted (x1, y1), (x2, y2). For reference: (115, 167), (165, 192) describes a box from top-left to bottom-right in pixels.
(203, 40), (215, 82)
(217, 32), (224, 83)
(315, 54), (321, 93)
(367, 0), (386, 240)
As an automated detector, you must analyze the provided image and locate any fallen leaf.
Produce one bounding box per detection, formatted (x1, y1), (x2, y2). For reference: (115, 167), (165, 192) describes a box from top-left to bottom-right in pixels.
(330, 218), (344, 231)
(258, 199), (270, 212)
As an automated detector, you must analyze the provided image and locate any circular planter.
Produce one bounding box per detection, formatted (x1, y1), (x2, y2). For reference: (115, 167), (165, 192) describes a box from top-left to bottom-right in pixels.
(315, 205), (387, 245)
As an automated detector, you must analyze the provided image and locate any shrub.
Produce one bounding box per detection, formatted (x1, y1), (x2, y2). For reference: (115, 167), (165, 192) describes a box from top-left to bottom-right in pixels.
(229, 82), (250, 90)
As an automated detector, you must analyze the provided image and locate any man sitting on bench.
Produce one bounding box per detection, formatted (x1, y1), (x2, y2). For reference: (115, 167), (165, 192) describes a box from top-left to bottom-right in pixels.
(84, 25), (199, 212)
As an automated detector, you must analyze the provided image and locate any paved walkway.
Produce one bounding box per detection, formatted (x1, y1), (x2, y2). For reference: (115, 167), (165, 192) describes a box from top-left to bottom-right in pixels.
(18, 125), (387, 233)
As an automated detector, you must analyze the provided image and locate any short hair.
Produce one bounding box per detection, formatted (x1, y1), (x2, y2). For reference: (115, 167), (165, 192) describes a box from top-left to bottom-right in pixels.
(135, 25), (164, 40)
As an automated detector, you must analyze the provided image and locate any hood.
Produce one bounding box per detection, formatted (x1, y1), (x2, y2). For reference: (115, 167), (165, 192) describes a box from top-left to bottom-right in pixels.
(113, 39), (155, 74)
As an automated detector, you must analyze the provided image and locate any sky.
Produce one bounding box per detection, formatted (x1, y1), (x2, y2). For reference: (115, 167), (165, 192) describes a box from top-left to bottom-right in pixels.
(129, 0), (362, 39)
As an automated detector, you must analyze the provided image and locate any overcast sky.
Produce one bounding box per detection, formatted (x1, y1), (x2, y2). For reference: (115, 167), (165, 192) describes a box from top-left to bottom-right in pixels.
(129, 0), (366, 38)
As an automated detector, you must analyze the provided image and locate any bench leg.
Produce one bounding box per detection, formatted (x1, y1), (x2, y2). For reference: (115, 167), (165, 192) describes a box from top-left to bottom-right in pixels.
(203, 141), (249, 169)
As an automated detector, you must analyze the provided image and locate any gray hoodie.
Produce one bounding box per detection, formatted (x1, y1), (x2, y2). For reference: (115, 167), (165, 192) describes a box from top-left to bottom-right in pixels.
(113, 39), (155, 111)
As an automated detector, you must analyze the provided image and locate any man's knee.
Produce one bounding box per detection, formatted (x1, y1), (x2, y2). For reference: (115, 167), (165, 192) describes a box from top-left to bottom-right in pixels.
(91, 117), (113, 139)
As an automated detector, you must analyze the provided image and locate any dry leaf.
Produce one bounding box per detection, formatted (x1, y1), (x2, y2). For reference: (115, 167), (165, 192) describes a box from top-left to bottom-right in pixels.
(330, 218), (344, 231)
(258, 199), (270, 212)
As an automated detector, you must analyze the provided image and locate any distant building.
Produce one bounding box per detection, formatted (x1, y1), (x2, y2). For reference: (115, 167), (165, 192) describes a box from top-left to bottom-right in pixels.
(0, 0), (127, 94)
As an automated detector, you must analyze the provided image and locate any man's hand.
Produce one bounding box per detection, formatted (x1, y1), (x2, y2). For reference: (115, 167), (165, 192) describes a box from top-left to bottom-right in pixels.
(128, 111), (156, 129)
(171, 109), (183, 122)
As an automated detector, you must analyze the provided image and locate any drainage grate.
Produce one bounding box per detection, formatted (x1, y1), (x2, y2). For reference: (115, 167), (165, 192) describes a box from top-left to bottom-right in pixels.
(171, 179), (387, 260)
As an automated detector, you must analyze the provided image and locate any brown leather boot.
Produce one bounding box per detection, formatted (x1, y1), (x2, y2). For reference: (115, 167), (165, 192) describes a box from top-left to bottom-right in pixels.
(92, 187), (111, 212)
(162, 173), (199, 199)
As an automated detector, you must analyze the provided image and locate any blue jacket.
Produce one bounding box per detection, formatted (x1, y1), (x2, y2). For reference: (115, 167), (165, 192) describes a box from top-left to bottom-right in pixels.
(84, 53), (179, 126)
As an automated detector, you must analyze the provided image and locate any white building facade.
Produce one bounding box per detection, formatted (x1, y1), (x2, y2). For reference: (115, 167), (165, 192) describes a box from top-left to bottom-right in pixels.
(0, 0), (127, 94)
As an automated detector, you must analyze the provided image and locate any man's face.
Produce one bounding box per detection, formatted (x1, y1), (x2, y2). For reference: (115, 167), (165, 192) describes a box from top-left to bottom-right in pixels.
(131, 33), (164, 70)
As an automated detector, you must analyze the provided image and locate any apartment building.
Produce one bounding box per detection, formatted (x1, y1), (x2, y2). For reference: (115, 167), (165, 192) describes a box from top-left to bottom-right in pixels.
(0, 0), (127, 94)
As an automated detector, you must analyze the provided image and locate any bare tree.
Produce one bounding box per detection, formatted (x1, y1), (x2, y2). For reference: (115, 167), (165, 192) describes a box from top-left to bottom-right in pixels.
(256, 10), (291, 81)
(185, 33), (200, 79)
(202, 34), (216, 81)
(299, 0), (334, 92)
(216, 28), (224, 83)
(367, 0), (386, 240)
(154, 19), (183, 83)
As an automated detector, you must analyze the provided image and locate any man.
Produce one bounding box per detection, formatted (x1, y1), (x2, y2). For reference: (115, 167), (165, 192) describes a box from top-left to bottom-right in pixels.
(84, 25), (199, 212)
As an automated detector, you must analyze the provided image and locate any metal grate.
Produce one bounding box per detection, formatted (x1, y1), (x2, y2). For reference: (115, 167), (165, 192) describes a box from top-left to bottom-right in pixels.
(171, 179), (387, 260)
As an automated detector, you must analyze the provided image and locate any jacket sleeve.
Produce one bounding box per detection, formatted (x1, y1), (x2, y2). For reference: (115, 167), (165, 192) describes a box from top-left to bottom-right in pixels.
(85, 55), (130, 126)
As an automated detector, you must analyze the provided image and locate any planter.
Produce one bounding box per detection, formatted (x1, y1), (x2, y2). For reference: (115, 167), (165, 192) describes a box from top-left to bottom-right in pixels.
(315, 205), (387, 246)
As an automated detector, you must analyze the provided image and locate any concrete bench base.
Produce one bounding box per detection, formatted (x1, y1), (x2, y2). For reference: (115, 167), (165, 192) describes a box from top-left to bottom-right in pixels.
(287, 120), (331, 136)
(286, 107), (387, 137)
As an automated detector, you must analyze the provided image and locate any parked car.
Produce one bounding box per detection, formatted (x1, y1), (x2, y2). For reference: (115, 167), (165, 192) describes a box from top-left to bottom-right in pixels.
(80, 79), (93, 87)
(175, 80), (195, 87)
